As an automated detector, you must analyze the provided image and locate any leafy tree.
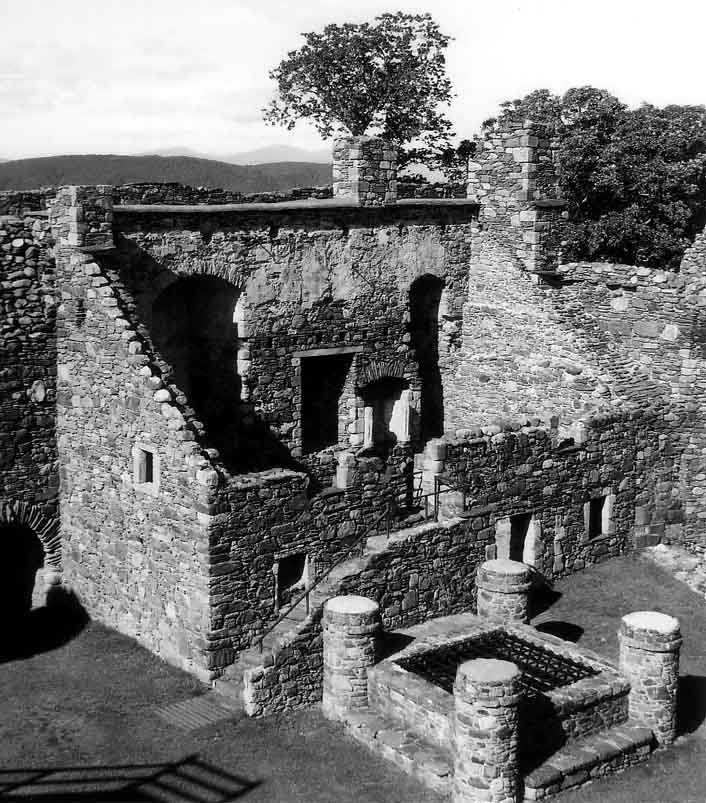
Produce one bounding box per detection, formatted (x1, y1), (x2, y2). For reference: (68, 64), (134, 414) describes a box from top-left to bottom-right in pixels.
(438, 139), (476, 184)
(487, 87), (706, 268)
(263, 13), (454, 157)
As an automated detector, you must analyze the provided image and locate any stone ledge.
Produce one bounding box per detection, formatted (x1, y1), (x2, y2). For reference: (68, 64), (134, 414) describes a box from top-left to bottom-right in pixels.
(343, 710), (452, 795)
(524, 722), (653, 799)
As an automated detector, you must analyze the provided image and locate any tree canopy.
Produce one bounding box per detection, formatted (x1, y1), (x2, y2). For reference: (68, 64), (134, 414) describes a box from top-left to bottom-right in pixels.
(486, 88), (706, 269)
(263, 12), (454, 159)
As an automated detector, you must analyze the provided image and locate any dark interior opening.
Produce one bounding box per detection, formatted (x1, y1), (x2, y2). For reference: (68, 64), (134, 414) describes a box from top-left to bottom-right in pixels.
(301, 353), (353, 454)
(0, 524), (44, 626)
(277, 552), (307, 607)
(152, 276), (240, 463)
(409, 275), (444, 443)
(588, 496), (605, 539)
(360, 377), (407, 452)
(140, 449), (154, 484)
(510, 513), (532, 562)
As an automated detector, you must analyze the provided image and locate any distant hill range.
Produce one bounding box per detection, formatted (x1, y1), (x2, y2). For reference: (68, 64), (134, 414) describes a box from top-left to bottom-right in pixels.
(0, 154), (332, 192)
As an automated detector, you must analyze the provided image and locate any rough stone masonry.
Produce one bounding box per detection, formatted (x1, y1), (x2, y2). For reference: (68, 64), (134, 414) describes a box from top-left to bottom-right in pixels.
(1, 126), (706, 691)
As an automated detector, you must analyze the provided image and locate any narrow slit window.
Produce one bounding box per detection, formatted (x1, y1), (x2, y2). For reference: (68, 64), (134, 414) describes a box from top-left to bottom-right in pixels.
(141, 450), (154, 484)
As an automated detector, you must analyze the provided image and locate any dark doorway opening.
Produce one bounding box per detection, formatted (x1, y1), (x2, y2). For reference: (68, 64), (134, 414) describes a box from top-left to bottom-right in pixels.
(409, 275), (444, 443)
(152, 276), (240, 463)
(360, 377), (408, 455)
(0, 524), (44, 628)
(588, 497), (605, 539)
(301, 353), (353, 454)
(276, 552), (308, 609)
(510, 513), (532, 563)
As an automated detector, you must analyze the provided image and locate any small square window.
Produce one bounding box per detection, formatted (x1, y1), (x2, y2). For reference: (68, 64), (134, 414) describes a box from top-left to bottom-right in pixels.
(133, 444), (159, 495)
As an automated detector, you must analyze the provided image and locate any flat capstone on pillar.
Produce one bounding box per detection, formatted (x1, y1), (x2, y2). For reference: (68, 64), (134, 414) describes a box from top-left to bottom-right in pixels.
(332, 136), (398, 207)
(453, 658), (522, 803)
(618, 611), (682, 746)
(321, 594), (380, 721)
(476, 559), (532, 624)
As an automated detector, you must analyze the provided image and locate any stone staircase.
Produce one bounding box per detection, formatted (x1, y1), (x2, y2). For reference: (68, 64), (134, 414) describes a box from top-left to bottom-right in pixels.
(213, 519), (442, 716)
(341, 615), (655, 801)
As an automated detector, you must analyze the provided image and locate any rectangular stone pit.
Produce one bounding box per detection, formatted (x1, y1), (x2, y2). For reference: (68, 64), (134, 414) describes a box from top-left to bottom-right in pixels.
(368, 615), (630, 769)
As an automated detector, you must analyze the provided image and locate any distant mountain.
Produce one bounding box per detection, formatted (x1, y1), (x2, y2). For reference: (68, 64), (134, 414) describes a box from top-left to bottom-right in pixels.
(218, 145), (331, 165)
(0, 154), (332, 192)
(136, 145), (331, 165)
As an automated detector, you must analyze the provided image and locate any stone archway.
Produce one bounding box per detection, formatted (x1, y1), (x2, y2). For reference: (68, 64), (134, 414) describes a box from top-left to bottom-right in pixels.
(0, 501), (60, 569)
(0, 501), (61, 616)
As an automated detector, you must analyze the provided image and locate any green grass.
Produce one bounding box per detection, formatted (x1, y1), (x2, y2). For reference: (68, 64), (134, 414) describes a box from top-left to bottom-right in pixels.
(1, 553), (704, 801)
(531, 554), (706, 803)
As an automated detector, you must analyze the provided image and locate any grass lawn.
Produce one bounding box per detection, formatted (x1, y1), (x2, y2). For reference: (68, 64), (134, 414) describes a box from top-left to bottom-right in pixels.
(0, 552), (704, 801)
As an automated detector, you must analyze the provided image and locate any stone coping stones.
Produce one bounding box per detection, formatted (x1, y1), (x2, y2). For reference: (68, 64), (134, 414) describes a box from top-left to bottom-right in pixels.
(620, 611), (681, 645)
(325, 595), (380, 616)
(457, 656), (520, 685)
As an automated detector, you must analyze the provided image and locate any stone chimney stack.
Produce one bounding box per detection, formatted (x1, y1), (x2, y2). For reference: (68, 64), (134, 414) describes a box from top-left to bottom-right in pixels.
(49, 185), (114, 251)
(466, 120), (565, 274)
(332, 135), (397, 206)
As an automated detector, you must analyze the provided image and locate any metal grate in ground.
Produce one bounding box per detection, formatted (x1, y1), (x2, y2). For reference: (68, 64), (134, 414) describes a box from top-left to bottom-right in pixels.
(396, 629), (598, 696)
(155, 694), (238, 732)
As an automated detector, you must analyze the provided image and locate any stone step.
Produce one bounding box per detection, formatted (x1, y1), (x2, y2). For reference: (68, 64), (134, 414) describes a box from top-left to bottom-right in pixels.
(523, 722), (654, 800)
(343, 710), (453, 796)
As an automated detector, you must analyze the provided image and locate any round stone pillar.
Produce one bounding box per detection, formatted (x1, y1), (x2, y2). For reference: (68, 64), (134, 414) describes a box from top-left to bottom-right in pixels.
(453, 658), (521, 803)
(476, 559), (532, 624)
(322, 595), (380, 721)
(619, 611), (681, 746)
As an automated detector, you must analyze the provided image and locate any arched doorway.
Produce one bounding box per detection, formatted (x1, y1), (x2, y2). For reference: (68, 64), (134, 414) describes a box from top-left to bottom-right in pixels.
(152, 276), (241, 463)
(409, 275), (444, 442)
(0, 524), (44, 625)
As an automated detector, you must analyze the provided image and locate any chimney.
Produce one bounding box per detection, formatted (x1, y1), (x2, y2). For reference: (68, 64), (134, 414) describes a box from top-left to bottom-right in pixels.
(332, 136), (397, 206)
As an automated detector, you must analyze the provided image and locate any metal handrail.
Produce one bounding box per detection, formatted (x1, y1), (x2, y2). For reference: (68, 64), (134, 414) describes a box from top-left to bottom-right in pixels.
(253, 473), (468, 654)
(255, 507), (391, 653)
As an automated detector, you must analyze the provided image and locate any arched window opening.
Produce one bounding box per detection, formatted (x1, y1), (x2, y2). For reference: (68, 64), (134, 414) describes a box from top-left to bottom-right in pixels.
(152, 276), (241, 463)
(409, 275), (444, 442)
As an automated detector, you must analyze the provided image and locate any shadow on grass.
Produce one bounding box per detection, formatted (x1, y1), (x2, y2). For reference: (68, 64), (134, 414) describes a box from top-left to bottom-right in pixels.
(0, 755), (261, 801)
(677, 675), (706, 736)
(0, 587), (89, 664)
(528, 575), (562, 620)
(534, 621), (585, 643)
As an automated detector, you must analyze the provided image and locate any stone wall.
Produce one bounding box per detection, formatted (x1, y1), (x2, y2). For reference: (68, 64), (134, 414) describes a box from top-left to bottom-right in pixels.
(53, 236), (215, 678)
(106, 201), (476, 477)
(333, 136), (397, 206)
(467, 120), (564, 274)
(240, 406), (676, 716)
(0, 212), (58, 548)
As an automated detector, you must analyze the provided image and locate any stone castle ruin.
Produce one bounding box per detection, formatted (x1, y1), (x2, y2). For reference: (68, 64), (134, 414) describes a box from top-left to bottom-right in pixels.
(2, 120), (706, 796)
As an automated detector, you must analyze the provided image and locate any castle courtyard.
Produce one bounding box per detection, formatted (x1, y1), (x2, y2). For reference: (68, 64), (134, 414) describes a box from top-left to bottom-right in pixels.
(1, 551), (703, 803)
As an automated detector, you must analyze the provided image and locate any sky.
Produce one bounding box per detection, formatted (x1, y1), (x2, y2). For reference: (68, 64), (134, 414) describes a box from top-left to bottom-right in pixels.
(1, 0), (706, 160)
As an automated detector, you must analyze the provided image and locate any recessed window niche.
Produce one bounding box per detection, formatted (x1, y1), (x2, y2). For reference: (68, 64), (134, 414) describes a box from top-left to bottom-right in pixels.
(133, 443), (160, 495)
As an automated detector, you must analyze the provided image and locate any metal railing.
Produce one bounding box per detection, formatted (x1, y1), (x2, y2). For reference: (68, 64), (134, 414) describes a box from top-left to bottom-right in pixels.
(255, 507), (390, 653)
(253, 473), (471, 654)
